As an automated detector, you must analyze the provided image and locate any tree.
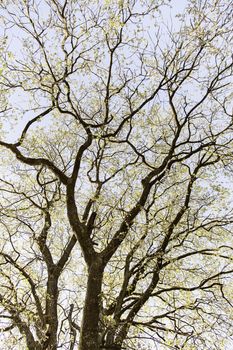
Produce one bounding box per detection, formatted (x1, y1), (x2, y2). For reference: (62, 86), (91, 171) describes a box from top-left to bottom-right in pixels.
(0, 0), (233, 349)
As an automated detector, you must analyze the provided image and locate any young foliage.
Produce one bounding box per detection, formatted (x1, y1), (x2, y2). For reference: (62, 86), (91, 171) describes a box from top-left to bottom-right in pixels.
(0, 1), (233, 349)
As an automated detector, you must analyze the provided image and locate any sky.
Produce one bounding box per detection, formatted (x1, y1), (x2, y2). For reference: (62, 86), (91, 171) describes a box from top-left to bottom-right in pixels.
(0, 1), (233, 349)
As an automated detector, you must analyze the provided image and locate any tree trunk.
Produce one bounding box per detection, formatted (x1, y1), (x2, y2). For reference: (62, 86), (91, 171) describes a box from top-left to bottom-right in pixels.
(43, 272), (59, 350)
(78, 257), (104, 350)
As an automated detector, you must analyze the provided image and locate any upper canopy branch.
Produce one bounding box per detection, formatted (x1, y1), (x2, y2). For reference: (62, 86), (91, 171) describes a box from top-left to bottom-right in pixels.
(0, 140), (69, 185)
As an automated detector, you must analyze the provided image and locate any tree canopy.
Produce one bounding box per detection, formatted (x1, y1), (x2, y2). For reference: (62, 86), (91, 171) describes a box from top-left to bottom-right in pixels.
(0, 1), (233, 349)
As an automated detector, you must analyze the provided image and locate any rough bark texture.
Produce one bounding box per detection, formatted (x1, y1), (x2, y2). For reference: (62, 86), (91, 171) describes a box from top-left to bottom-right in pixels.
(43, 272), (59, 350)
(78, 257), (104, 350)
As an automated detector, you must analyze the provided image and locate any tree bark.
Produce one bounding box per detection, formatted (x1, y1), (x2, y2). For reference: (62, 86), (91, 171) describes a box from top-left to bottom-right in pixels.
(78, 257), (104, 350)
(43, 272), (59, 350)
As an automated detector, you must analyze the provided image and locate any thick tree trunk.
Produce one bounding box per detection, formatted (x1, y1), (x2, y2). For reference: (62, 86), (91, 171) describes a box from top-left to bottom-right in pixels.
(43, 273), (59, 350)
(78, 257), (104, 350)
